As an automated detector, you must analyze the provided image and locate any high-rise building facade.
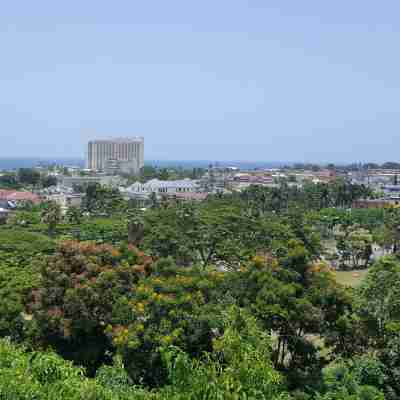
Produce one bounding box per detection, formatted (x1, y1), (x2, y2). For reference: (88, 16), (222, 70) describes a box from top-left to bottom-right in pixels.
(86, 137), (144, 174)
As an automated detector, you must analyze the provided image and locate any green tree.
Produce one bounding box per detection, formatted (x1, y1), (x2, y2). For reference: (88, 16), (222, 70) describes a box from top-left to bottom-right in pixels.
(381, 208), (400, 253)
(355, 256), (400, 397)
(110, 257), (224, 386)
(127, 213), (145, 246)
(10, 210), (41, 227)
(41, 201), (62, 235)
(317, 357), (385, 400)
(0, 172), (19, 189)
(82, 183), (126, 216)
(27, 241), (153, 375)
(18, 168), (41, 186)
(0, 229), (55, 268)
(65, 206), (82, 225)
(228, 253), (350, 389)
(0, 328), (291, 400)
(158, 168), (170, 181)
(0, 229), (53, 339)
(159, 306), (290, 399)
(140, 165), (159, 182)
(41, 175), (58, 188)
(336, 226), (373, 269)
(143, 202), (258, 267)
(356, 256), (400, 347)
(149, 191), (159, 209)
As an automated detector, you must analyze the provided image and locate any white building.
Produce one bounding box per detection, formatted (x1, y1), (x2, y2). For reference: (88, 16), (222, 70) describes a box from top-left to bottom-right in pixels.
(124, 179), (199, 200)
(61, 175), (126, 188)
(86, 137), (144, 174)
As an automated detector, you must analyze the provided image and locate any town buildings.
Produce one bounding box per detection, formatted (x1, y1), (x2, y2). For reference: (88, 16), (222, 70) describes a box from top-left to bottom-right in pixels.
(231, 173), (275, 190)
(86, 137), (144, 174)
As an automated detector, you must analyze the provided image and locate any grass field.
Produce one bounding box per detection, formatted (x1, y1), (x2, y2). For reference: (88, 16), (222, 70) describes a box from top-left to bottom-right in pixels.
(334, 269), (369, 287)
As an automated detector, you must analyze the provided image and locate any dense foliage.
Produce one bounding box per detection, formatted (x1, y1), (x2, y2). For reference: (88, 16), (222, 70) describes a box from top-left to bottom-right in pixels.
(1, 178), (400, 398)
(0, 230), (54, 339)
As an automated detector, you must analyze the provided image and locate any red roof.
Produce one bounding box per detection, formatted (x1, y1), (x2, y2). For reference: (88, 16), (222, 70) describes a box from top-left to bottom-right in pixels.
(0, 190), (41, 203)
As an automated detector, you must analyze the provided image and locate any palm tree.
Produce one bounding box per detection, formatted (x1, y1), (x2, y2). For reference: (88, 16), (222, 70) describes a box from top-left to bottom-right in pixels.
(127, 212), (145, 245)
(41, 201), (62, 236)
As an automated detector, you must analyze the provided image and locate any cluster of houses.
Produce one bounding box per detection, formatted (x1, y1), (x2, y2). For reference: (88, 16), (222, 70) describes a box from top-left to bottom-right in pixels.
(0, 190), (41, 223)
(0, 167), (342, 223)
(8, 164), (400, 223)
(122, 169), (338, 203)
(0, 177), (209, 223)
(204, 168), (337, 192)
(0, 186), (86, 223)
(349, 169), (400, 208)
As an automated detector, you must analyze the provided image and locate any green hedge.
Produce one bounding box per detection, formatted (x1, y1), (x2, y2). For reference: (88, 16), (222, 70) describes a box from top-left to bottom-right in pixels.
(0, 229), (55, 268)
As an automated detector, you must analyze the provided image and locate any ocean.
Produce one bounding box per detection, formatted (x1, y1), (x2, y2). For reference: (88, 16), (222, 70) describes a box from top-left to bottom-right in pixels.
(0, 158), (85, 170)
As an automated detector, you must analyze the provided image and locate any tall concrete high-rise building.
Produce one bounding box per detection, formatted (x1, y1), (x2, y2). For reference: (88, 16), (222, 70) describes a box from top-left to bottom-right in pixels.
(86, 137), (144, 174)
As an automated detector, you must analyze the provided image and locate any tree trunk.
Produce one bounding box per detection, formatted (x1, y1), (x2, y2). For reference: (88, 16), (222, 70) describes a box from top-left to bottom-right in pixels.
(128, 221), (144, 245)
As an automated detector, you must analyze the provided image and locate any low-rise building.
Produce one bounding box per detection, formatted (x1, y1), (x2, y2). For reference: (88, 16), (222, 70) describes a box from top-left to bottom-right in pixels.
(0, 190), (41, 204)
(124, 179), (200, 200)
(60, 175), (126, 189)
(230, 173), (276, 191)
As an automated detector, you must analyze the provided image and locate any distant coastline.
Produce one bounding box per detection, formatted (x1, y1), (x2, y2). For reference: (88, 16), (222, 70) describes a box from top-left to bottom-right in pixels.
(0, 158), (86, 170)
(0, 157), (291, 171)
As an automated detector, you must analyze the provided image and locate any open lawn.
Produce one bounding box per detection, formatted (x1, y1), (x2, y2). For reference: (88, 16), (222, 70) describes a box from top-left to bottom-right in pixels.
(334, 269), (369, 287)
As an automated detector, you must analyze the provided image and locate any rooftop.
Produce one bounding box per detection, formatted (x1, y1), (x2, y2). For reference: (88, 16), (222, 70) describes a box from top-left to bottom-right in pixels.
(89, 137), (144, 143)
(0, 190), (40, 203)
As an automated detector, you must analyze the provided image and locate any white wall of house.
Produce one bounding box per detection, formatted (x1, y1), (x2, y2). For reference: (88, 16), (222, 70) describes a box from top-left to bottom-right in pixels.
(124, 179), (199, 199)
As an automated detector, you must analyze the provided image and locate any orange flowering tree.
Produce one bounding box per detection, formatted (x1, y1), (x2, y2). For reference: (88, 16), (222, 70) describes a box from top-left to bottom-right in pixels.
(27, 241), (152, 374)
(27, 242), (225, 386)
(108, 257), (225, 387)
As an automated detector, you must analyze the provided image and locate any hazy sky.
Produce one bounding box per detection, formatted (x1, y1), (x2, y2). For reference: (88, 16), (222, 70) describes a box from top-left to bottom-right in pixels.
(1, 1), (400, 162)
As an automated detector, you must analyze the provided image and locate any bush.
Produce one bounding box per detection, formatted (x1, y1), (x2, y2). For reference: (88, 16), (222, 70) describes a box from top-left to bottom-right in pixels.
(0, 339), (150, 400)
(0, 228), (55, 268)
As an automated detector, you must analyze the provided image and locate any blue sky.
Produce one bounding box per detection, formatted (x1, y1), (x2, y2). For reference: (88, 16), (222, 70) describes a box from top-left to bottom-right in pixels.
(1, 1), (400, 162)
